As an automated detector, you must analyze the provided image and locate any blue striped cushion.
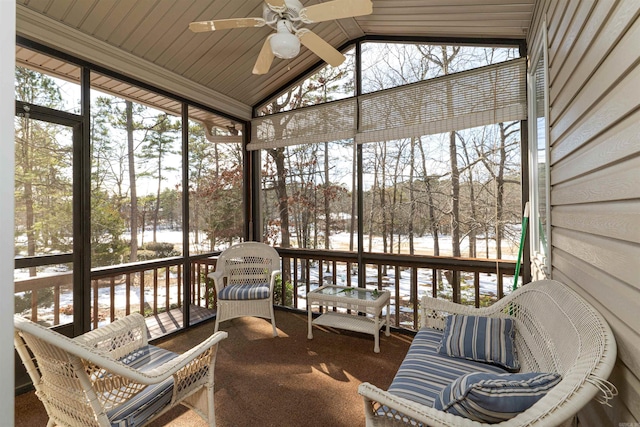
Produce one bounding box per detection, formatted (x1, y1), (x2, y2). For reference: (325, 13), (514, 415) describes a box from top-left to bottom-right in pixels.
(107, 345), (178, 427)
(218, 283), (270, 300)
(438, 315), (519, 371)
(433, 372), (562, 423)
(387, 328), (508, 408)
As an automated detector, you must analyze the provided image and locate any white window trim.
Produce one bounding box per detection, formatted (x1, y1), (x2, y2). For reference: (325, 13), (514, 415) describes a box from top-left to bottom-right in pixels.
(528, 20), (552, 279)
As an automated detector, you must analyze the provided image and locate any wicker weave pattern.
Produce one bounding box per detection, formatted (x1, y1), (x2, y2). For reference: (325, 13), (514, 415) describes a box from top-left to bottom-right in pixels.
(15, 332), (106, 427)
(226, 257), (272, 285)
(173, 346), (214, 401)
(14, 313), (227, 427)
(209, 242), (281, 337)
(75, 313), (147, 360)
(359, 279), (618, 427)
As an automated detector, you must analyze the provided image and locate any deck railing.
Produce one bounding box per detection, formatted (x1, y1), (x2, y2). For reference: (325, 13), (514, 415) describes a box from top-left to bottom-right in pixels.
(275, 248), (517, 330)
(90, 257), (185, 329)
(15, 272), (73, 325)
(15, 249), (517, 333)
(15, 256), (220, 329)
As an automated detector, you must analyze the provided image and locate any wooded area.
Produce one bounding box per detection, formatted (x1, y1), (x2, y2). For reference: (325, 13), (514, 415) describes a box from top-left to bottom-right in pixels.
(14, 42), (523, 274)
(259, 43), (522, 259)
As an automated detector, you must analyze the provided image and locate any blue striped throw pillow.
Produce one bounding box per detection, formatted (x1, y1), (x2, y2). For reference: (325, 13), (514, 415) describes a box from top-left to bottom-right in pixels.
(433, 372), (562, 423)
(438, 315), (519, 370)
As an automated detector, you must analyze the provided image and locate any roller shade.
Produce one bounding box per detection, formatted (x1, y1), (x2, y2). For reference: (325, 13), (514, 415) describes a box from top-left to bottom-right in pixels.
(248, 98), (357, 151)
(356, 58), (527, 143)
(249, 58), (526, 149)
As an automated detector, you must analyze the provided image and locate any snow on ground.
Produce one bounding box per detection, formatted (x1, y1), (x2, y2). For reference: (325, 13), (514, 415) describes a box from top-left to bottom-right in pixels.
(292, 259), (516, 310)
(329, 231), (520, 259)
(18, 230), (522, 327)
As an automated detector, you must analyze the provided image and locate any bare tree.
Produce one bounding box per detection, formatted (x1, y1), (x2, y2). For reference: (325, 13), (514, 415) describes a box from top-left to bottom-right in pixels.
(475, 121), (520, 258)
(417, 141), (441, 255)
(126, 101), (138, 261)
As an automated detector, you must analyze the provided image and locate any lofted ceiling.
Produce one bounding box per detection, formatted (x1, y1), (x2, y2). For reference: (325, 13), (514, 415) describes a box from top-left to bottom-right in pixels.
(15, 0), (536, 122)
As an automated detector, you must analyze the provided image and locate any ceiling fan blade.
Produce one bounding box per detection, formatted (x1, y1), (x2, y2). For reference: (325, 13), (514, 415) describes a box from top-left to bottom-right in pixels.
(189, 17), (266, 33)
(253, 36), (276, 75)
(264, 0), (286, 12)
(299, 0), (372, 23)
(297, 29), (345, 67)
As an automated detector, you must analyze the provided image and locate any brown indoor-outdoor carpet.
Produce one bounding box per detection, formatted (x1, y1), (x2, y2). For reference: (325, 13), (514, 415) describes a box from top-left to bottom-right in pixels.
(15, 310), (414, 427)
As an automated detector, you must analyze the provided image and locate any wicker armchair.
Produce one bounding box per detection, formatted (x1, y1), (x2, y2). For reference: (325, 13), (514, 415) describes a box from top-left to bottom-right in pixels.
(359, 279), (618, 426)
(14, 313), (227, 427)
(208, 242), (281, 337)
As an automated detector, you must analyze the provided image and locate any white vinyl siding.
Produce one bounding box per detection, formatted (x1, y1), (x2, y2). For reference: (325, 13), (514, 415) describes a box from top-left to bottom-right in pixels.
(528, 1), (640, 425)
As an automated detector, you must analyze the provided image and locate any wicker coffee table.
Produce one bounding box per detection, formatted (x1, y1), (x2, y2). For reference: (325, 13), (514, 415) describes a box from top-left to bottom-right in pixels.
(307, 285), (390, 353)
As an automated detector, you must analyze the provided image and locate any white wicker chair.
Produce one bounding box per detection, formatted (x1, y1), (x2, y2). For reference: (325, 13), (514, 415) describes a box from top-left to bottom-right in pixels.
(14, 313), (227, 427)
(359, 279), (618, 426)
(208, 242), (281, 337)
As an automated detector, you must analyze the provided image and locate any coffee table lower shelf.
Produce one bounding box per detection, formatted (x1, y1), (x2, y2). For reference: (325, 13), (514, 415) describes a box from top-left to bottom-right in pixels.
(310, 312), (389, 353)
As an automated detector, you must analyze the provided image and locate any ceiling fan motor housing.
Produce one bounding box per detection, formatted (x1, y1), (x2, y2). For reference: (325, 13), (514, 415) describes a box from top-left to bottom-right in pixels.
(263, 0), (304, 30)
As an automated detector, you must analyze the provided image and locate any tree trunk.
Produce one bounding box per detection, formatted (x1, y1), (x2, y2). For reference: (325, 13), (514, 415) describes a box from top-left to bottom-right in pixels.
(270, 147), (292, 286)
(409, 137), (416, 255)
(449, 131), (461, 257)
(468, 180), (477, 258)
(271, 148), (291, 248)
(461, 140), (477, 258)
(126, 101), (138, 261)
(153, 152), (162, 243)
(349, 142), (357, 252)
(23, 118), (37, 276)
(495, 123), (507, 259)
(417, 141), (440, 256)
(367, 145), (379, 252)
(324, 141), (330, 252)
(380, 143), (388, 255)
(390, 163), (399, 256)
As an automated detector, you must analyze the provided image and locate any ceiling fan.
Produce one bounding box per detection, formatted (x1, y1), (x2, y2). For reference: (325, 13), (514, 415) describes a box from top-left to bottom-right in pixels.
(189, 0), (373, 75)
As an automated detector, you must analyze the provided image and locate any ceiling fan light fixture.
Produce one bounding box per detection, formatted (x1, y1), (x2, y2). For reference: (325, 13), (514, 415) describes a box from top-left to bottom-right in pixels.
(270, 20), (300, 59)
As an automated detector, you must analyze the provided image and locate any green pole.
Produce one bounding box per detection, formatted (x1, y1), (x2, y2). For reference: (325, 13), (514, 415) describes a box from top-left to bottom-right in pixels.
(513, 202), (530, 291)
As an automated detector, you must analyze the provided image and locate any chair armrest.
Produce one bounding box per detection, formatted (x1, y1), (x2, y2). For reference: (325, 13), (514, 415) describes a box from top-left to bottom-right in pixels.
(141, 331), (228, 380)
(358, 382), (473, 427)
(75, 313), (148, 359)
(270, 269), (281, 290)
(87, 331), (227, 409)
(15, 314), (227, 386)
(208, 270), (226, 293)
(90, 331), (228, 386)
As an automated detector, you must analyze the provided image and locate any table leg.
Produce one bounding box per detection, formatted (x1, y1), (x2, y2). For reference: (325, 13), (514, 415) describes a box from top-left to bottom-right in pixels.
(385, 299), (391, 337)
(374, 312), (380, 353)
(307, 301), (313, 339)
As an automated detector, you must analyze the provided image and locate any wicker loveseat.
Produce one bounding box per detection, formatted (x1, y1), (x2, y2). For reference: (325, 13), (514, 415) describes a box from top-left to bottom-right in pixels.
(358, 279), (618, 426)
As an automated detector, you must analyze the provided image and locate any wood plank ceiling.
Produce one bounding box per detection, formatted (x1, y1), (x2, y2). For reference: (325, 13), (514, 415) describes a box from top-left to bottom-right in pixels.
(15, 0), (536, 123)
